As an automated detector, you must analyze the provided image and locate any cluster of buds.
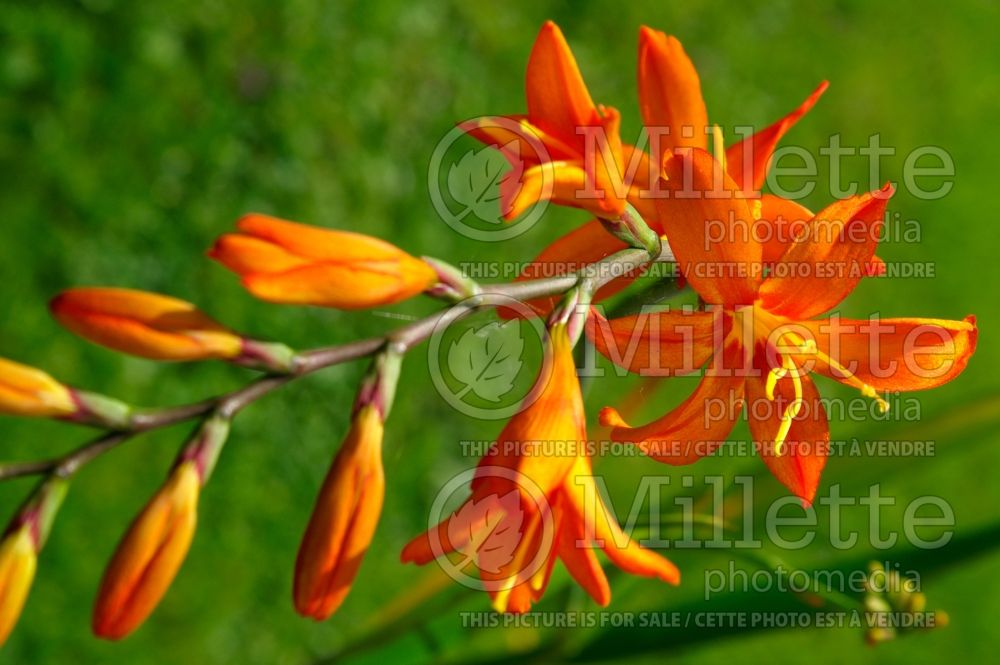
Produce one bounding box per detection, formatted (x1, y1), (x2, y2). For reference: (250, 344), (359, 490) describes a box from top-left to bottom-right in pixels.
(0, 216), (444, 647)
(0, 19), (979, 651)
(862, 562), (948, 645)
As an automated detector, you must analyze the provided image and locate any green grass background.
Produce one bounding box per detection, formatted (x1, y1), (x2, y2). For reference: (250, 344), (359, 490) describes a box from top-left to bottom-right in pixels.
(1, 0), (998, 663)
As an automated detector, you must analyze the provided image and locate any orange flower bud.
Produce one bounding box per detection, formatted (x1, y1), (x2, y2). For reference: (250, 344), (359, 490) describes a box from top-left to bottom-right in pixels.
(209, 214), (438, 309)
(294, 405), (384, 619)
(0, 357), (77, 418)
(0, 527), (37, 647)
(93, 461), (200, 640)
(51, 288), (244, 361)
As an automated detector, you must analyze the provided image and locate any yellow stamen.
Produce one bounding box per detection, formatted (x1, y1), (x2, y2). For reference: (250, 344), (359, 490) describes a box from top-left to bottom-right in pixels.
(711, 124), (727, 172)
(783, 330), (890, 414)
(768, 352), (804, 457)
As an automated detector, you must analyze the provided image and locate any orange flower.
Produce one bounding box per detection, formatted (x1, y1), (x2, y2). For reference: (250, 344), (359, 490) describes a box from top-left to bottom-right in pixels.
(51, 288), (243, 361)
(0, 526), (36, 647)
(462, 21), (634, 221)
(0, 357), (77, 418)
(402, 325), (678, 612)
(500, 25), (841, 318)
(595, 148), (977, 504)
(210, 214), (438, 310)
(294, 405), (384, 620)
(93, 461), (200, 640)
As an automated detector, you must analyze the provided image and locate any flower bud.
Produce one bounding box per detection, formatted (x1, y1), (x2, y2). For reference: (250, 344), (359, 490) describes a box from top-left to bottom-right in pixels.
(51, 288), (244, 362)
(0, 357), (76, 419)
(0, 526), (36, 647)
(92, 461), (200, 640)
(294, 405), (384, 619)
(209, 214), (438, 309)
(0, 477), (68, 648)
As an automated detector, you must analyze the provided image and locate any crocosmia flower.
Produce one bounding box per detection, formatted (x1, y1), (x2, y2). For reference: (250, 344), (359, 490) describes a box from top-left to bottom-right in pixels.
(51, 288), (243, 361)
(210, 214), (438, 309)
(462, 21), (638, 222)
(294, 404), (385, 620)
(402, 325), (678, 612)
(92, 461), (200, 640)
(498, 24), (843, 320)
(0, 357), (77, 418)
(594, 148), (977, 504)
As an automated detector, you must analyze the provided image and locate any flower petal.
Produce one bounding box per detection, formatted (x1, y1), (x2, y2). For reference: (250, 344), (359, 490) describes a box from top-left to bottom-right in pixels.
(637, 27), (708, 157)
(555, 491), (611, 606)
(241, 262), (423, 309)
(758, 184), (893, 320)
(725, 82), (828, 194)
(599, 342), (746, 464)
(587, 307), (725, 377)
(757, 194), (813, 264)
(460, 115), (577, 163)
(656, 148), (762, 305)
(565, 459), (679, 585)
(798, 315), (978, 392)
(525, 21), (598, 147)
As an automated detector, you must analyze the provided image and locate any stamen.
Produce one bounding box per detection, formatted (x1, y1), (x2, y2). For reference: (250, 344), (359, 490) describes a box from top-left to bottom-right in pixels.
(711, 124), (727, 172)
(765, 366), (786, 400)
(783, 330), (890, 414)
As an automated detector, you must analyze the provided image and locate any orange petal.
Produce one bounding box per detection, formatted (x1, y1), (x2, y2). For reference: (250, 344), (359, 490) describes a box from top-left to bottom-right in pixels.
(500, 220), (630, 319)
(557, 498), (611, 606)
(637, 27), (708, 158)
(600, 342), (746, 464)
(799, 315), (977, 392)
(586, 307), (724, 377)
(490, 324), (586, 497)
(565, 459), (679, 585)
(758, 184), (893, 320)
(525, 21), (597, 147)
(656, 148), (762, 306)
(503, 158), (626, 221)
(208, 233), (310, 274)
(725, 81), (828, 194)
(234, 214), (414, 264)
(240, 261), (428, 309)
(459, 115), (577, 163)
(757, 194), (813, 264)
(745, 366), (829, 505)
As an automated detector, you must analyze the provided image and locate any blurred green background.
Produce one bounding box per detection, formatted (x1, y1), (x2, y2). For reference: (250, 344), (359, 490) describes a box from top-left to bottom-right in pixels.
(1, 0), (998, 663)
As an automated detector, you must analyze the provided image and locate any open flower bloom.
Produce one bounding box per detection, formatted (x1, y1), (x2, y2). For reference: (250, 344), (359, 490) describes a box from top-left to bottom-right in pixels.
(51, 288), (243, 361)
(401, 325), (678, 612)
(501, 24), (844, 320)
(0, 526), (37, 647)
(294, 404), (385, 620)
(93, 461), (200, 640)
(0, 357), (77, 418)
(210, 214), (437, 309)
(595, 148), (977, 504)
(462, 21), (636, 222)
